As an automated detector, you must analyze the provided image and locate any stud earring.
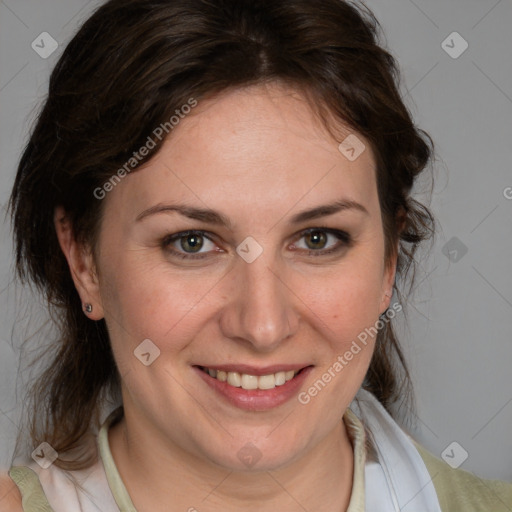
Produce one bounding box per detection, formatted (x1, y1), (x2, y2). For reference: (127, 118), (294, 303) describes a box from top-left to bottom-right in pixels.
(84, 303), (93, 314)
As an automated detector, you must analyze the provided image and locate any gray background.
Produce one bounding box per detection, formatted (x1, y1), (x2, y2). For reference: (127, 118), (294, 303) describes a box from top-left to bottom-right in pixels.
(1, 0), (511, 485)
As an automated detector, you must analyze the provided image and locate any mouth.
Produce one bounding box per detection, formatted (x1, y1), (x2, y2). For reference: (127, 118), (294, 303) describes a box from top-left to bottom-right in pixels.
(193, 364), (313, 411)
(197, 365), (304, 390)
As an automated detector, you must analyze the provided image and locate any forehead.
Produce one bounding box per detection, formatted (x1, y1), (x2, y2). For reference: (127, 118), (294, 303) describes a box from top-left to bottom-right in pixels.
(104, 83), (378, 225)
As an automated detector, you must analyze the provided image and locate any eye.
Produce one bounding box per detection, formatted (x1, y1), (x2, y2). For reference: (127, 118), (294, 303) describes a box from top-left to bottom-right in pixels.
(292, 228), (352, 256)
(162, 230), (219, 259)
(162, 227), (352, 261)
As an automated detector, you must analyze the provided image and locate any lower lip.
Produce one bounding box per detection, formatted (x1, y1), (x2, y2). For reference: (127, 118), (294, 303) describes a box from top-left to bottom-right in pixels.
(194, 366), (313, 411)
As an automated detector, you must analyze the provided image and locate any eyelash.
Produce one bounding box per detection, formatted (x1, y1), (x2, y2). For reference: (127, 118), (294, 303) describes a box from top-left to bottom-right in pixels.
(161, 227), (352, 260)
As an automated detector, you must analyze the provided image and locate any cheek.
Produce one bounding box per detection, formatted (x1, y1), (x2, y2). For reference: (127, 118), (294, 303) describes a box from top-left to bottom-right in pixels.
(98, 252), (218, 351)
(294, 271), (384, 428)
(309, 262), (386, 338)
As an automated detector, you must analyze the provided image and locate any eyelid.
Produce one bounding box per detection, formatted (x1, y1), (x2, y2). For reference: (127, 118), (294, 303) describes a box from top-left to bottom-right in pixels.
(162, 230), (219, 259)
(294, 227), (351, 244)
(290, 227), (352, 254)
(162, 229), (217, 245)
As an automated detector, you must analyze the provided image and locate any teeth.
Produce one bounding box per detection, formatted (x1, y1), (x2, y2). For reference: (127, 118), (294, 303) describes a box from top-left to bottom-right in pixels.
(227, 371), (241, 387)
(258, 374), (276, 390)
(274, 371), (286, 386)
(285, 370), (295, 381)
(202, 367), (300, 390)
(241, 374), (258, 390)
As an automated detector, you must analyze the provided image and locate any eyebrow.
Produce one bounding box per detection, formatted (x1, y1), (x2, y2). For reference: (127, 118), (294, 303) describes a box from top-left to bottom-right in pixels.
(135, 198), (368, 226)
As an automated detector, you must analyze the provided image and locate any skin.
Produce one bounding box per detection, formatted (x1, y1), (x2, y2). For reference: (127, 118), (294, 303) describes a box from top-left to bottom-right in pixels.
(54, 82), (397, 512)
(0, 476), (22, 512)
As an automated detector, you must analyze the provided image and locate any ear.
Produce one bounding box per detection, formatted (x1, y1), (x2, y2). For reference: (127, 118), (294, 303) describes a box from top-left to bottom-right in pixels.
(54, 206), (104, 320)
(380, 255), (397, 315)
(380, 209), (405, 314)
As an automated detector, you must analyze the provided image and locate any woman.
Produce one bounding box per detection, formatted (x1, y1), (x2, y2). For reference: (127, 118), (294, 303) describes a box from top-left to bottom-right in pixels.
(1, 0), (511, 510)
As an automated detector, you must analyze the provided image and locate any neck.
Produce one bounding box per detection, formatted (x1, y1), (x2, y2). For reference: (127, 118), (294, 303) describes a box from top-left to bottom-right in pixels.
(108, 408), (355, 512)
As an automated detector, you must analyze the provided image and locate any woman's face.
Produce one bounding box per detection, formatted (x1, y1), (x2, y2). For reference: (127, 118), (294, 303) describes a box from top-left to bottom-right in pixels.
(90, 83), (395, 470)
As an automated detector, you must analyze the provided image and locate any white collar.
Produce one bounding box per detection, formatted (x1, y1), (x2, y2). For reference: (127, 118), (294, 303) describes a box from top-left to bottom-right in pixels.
(349, 388), (442, 512)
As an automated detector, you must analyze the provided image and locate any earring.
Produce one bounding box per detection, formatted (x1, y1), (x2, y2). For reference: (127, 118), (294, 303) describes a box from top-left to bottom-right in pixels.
(84, 303), (93, 314)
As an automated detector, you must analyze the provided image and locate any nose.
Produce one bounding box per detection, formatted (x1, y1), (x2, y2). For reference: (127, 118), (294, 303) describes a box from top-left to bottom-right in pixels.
(218, 251), (299, 352)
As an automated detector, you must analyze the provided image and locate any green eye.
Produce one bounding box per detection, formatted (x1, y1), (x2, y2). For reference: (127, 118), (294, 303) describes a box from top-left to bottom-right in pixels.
(294, 228), (352, 256)
(304, 230), (328, 250)
(162, 230), (216, 260)
(177, 233), (205, 253)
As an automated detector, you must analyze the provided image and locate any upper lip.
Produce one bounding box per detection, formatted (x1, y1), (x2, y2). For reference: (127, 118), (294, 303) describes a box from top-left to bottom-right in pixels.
(196, 364), (311, 376)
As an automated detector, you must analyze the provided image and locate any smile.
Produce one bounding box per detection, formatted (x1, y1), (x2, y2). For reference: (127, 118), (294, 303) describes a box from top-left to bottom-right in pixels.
(194, 364), (313, 410)
(199, 366), (300, 390)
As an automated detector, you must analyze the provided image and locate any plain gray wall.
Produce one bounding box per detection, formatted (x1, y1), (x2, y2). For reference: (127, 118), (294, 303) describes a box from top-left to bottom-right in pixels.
(1, 0), (511, 485)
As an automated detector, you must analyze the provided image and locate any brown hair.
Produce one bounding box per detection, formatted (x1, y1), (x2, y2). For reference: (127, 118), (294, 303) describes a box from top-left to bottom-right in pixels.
(9, 0), (434, 469)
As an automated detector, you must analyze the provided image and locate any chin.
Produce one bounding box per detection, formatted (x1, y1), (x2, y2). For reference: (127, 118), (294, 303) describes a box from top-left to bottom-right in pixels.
(202, 433), (307, 473)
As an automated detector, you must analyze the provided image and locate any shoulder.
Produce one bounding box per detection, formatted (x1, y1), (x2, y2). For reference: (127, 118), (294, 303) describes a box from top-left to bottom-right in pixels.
(413, 440), (512, 512)
(2, 465), (56, 512)
(0, 472), (23, 511)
